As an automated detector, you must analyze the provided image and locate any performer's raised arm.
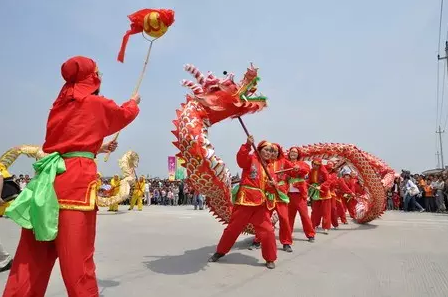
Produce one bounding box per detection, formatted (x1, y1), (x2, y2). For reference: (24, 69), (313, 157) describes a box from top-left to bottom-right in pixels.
(236, 136), (254, 169)
(88, 95), (140, 137)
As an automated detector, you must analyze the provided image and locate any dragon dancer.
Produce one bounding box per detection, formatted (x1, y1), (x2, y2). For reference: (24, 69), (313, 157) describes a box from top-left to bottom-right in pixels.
(108, 174), (120, 212)
(0, 163), (13, 217)
(208, 136), (278, 269)
(129, 176), (145, 211)
(308, 158), (332, 234)
(3, 56), (140, 297)
(248, 143), (298, 252)
(347, 171), (364, 218)
(286, 147), (315, 242)
(332, 171), (354, 227)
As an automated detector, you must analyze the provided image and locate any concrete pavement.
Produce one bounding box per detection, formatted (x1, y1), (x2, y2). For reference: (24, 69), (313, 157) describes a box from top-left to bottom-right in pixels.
(1, 206), (448, 297)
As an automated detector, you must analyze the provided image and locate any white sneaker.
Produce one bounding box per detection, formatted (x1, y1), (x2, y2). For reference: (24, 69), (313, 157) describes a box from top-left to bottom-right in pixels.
(323, 229), (329, 234)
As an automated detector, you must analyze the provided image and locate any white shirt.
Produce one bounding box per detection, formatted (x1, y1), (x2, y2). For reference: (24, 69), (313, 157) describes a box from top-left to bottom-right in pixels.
(404, 179), (420, 196)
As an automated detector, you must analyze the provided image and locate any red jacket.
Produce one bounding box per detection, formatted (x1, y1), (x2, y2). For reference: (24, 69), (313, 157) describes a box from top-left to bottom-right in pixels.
(350, 177), (366, 196)
(308, 165), (331, 199)
(287, 160), (310, 194)
(234, 143), (271, 206)
(334, 177), (354, 201)
(43, 56), (140, 211)
(272, 158), (300, 194)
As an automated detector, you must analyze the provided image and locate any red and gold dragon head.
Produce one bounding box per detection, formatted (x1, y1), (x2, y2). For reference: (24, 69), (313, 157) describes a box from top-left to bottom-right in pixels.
(172, 63), (269, 234)
(180, 63), (267, 124)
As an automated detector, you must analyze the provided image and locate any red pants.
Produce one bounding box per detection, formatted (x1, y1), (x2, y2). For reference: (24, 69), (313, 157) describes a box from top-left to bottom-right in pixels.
(216, 204), (277, 262)
(331, 198), (347, 227)
(311, 199), (332, 230)
(288, 192), (315, 238)
(254, 202), (292, 245)
(3, 210), (98, 297)
(343, 198), (357, 219)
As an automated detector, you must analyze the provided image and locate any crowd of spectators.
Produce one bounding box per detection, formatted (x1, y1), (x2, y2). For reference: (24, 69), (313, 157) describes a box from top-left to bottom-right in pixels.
(387, 170), (447, 213)
(9, 169), (448, 214)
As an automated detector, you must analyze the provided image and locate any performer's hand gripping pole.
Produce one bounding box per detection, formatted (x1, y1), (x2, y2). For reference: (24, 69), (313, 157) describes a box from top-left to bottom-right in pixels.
(104, 39), (155, 162)
(237, 117), (279, 192)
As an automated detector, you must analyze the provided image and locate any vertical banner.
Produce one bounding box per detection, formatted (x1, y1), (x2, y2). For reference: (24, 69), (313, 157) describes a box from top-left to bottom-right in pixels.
(168, 156), (176, 181)
(175, 156), (187, 180)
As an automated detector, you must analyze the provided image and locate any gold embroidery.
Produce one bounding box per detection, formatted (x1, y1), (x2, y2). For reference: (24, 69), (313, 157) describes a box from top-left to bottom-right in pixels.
(59, 180), (97, 211)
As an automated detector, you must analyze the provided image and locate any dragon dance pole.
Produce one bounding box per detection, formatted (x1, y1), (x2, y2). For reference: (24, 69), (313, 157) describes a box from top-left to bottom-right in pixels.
(237, 117), (277, 185)
(104, 41), (155, 162)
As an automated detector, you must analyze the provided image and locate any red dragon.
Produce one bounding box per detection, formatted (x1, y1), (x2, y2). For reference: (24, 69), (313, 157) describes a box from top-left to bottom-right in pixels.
(172, 64), (395, 233)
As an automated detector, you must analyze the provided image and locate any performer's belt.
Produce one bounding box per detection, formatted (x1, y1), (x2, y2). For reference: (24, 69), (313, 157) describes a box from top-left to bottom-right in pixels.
(266, 180), (289, 204)
(308, 183), (321, 201)
(288, 178), (305, 184)
(5, 151), (95, 241)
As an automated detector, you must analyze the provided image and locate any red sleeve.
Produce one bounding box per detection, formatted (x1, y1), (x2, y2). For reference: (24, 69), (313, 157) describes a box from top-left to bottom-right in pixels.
(298, 162), (311, 178)
(338, 179), (354, 195)
(319, 166), (331, 191)
(88, 96), (140, 137)
(236, 143), (252, 169)
(282, 159), (297, 177)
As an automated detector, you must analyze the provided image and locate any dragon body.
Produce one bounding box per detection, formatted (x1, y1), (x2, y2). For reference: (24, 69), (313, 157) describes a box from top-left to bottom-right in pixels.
(0, 145), (139, 207)
(173, 64), (395, 234)
(297, 143), (395, 223)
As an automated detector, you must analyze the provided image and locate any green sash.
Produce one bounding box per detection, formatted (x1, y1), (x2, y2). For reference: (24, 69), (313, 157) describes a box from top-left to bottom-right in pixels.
(308, 182), (321, 201)
(288, 178), (305, 184)
(5, 151), (95, 241)
(272, 181), (289, 203)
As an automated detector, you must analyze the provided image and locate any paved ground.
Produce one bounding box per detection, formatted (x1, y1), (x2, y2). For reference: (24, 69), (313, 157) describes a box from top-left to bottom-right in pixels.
(1, 206), (448, 297)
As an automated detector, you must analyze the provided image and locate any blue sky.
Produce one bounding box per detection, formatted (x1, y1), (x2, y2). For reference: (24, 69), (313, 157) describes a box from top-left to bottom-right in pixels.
(0, 0), (445, 177)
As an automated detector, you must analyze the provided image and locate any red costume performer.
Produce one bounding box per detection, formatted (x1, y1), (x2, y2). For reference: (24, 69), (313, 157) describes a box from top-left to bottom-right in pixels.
(308, 159), (332, 234)
(208, 138), (277, 269)
(286, 147), (315, 241)
(250, 143), (297, 252)
(346, 172), (365, 219)
(330, 171), (354, 228)
(3, 56), (140, 297)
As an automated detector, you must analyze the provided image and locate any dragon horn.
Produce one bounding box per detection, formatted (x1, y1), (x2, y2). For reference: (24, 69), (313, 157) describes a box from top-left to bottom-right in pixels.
(183, 64), (205, 86)
(181, 79), (204, 95)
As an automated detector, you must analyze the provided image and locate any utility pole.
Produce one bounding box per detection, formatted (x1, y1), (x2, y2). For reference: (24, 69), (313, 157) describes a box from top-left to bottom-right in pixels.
(436, 151), (441, 168)
(436, 126), (445, 169)
(438, 41), (448, 75)
(437, 41), (448, 169)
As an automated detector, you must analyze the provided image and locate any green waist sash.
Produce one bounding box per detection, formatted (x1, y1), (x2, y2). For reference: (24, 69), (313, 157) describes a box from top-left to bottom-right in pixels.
(266, 180), (289, 203)
(5, 151), (95, 241)
(289, 178), (305, 184)
(308, 182), (321, 201)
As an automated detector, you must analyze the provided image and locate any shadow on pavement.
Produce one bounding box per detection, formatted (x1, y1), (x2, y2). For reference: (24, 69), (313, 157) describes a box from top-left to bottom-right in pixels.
(98, 278), (120, 297)
(143, 242), (262, 275)
(97, 211), (127, 216)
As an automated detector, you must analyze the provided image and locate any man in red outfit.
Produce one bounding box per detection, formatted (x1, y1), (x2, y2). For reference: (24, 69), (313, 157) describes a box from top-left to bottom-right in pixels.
(3, 56), (140, 297)
(286, 147), (315, 242)
(329, 168), (354, 228)
(308, 158), (332, 234)
(346, 171), (364, 219)
(248, 143), (297, 252)
(208, 136), (278, 269)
